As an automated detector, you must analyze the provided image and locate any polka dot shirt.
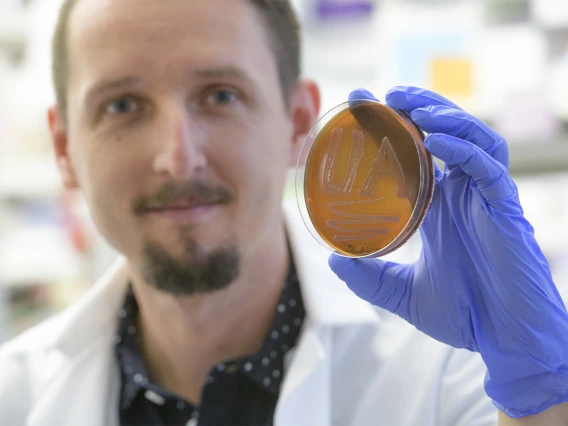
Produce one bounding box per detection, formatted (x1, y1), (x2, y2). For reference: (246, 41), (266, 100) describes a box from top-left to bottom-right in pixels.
(115, 260), (305, 426)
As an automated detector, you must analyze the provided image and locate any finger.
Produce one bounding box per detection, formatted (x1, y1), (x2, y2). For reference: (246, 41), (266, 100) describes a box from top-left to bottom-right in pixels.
(348, 88), (378, 104)
(328, 254), (414, 320)
(348, 88), (379, 113)
(385, 86), (463, 113)
(347, 88), (386, 138)
(425, 133), (516, 203)
(410, 105), (509, 168)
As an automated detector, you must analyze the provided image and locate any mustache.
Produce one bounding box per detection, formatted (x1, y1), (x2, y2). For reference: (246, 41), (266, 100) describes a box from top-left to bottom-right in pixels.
(133, 181), (235, 215)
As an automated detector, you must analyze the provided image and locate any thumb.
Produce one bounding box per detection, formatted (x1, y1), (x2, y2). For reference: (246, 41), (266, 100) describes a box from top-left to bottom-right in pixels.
(328, 254), (414, 319)
(348, 88), (378, 104)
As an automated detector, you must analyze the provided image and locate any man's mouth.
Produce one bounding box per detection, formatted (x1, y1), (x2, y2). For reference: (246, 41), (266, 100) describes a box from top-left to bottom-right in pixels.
(147, 199), (220, 212)
(144, 199), (224, 224)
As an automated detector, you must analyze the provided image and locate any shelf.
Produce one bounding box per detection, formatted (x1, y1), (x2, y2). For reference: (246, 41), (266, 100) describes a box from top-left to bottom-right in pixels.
(430, 140), (568, 176)
(508, 141), (568, 176)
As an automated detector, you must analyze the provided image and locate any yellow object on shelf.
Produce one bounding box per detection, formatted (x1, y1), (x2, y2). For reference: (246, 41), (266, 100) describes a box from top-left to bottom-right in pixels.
(429, 57), (473, 99)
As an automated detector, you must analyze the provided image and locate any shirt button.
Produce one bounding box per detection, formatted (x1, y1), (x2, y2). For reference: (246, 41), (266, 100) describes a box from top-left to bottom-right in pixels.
(144, 390), (165, 406)
(186, 411), (199, 426)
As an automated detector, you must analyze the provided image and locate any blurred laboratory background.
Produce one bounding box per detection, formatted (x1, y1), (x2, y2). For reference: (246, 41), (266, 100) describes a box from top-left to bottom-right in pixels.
(0, 0), (567, 343)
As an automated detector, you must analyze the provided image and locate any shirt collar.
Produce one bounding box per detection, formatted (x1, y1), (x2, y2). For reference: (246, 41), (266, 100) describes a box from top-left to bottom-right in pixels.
(236, 257), (304, 394)
(114, 285), (147, 410)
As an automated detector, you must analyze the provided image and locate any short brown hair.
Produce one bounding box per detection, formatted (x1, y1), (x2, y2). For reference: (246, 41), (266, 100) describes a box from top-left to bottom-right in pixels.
(51, 0), (302, 120)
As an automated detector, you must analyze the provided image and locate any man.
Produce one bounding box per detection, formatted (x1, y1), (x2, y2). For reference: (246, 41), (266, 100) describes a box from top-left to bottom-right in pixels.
(1, 0), (567, 425)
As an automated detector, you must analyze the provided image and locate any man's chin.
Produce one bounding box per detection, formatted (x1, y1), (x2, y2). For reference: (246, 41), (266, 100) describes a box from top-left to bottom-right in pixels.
(139, 237), (241, 296)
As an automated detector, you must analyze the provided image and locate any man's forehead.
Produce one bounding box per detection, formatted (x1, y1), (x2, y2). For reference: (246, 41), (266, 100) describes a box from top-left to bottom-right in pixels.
(66, 0), (276, 94)
(69, 0), (265, 52)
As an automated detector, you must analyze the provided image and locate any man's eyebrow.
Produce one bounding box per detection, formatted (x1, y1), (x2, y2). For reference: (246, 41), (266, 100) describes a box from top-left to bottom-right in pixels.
(85, 76), (141, 103)
(192, 66), (253, 82)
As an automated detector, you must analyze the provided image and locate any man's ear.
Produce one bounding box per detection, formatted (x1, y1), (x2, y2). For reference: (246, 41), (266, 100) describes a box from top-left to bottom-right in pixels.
(47, 106), (79, 190)
(288, 79), (321, 167)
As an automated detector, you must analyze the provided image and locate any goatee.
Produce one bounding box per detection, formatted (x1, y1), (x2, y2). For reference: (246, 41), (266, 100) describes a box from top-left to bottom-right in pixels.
(141, 236), (241, 296)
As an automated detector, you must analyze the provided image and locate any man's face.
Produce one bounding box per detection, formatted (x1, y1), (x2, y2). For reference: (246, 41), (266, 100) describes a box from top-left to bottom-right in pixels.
(55, 0), (308, 294)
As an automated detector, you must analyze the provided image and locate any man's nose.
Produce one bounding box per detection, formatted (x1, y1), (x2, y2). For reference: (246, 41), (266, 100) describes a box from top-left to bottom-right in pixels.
(152, 102), (208, 180)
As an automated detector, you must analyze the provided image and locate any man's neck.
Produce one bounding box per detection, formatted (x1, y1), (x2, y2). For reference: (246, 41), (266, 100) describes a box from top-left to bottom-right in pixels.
(129, 225), (290, 405)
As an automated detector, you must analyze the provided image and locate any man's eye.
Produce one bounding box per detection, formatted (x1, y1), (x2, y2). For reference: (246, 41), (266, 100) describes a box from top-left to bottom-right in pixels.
(205, 89), (238, 106)
(105, 98), (139, 115)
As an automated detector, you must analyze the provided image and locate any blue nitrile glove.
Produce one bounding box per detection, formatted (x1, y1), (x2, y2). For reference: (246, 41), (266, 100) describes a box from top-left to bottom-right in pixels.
(328, 86), (568, 418)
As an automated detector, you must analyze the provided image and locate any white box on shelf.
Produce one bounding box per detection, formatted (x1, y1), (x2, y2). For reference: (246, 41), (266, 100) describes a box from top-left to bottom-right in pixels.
(0, 226), (82, 286)
(531, 0), (568, 28)
(0, 156), (61, 200)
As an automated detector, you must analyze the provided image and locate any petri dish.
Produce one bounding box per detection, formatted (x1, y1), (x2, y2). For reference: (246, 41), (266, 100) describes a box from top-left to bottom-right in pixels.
(296, 99), (435, 258)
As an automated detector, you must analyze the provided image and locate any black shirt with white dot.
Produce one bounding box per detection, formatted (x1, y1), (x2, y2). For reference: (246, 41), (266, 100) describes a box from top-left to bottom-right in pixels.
(115, 260), (305, 426)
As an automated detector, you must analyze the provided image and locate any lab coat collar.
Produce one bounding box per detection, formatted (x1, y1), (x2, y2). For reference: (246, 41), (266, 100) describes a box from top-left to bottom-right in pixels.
(50, 258), (130, 356)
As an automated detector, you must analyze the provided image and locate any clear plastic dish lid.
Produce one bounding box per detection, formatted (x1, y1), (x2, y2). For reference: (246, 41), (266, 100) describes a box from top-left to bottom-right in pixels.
(295, 99), (435, 258)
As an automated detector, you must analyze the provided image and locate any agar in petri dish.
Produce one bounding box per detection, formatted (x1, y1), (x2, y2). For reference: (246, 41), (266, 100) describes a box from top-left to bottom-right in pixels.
(296, 99), (434, 258)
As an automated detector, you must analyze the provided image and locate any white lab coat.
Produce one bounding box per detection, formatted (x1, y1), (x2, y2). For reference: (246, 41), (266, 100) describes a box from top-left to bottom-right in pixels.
(0, 203), (498, 426)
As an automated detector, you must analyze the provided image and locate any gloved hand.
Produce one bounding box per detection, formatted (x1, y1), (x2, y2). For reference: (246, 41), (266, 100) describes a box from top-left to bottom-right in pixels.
(328, 86), (568, 418)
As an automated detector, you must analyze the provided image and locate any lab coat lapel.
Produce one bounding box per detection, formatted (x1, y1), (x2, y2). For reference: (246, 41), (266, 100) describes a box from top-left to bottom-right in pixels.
(27, 259), (129, 426)
(26, 338), (120, 426)
(274, 201), (379, 426)
(274, 326), (332, 426)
